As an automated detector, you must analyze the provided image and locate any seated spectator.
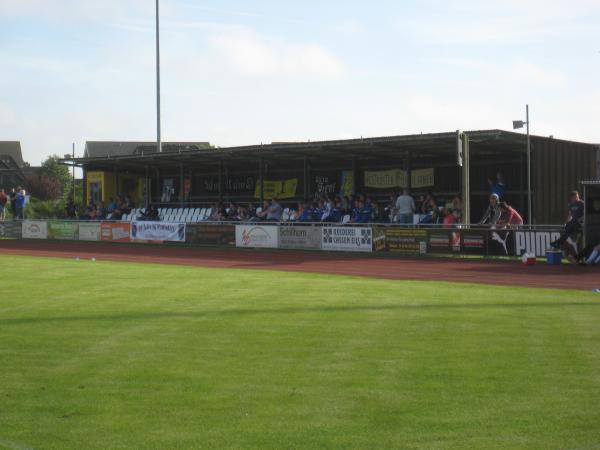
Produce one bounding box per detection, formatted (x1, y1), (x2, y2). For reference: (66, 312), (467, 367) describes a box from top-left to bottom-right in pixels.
(251, 200), (270, 221)
(96, 201), (107, 220)
(496, 202), (523, 227)
(265, 198), (283, 222)
(478, 193), (501, 226)
(420, 191), (436, 215)
(350, 200), (361, 223)
(294, 202), (305, 221)
(419, 207), (441, 225)
(138, 204), (159, 221)
(320, 196), (334, 221)
(371, 201), (387, 223)
(107, 197), (117, 214)
(451, 195), (462, 222)
(442, 208), (457, 228)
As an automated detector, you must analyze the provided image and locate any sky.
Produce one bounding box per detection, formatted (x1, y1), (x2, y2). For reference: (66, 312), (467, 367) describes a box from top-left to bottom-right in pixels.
(0, 0), (599, 165)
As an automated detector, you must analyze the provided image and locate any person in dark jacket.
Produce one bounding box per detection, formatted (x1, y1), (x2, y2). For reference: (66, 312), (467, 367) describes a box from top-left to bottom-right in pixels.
(551, 190), (584, 249)
(478, 193), (501, 226)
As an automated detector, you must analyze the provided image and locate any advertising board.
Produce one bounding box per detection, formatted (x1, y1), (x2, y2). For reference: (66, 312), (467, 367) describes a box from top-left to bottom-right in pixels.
(0, 221), (21, 238)
(373, 227), (427, 254)
(78, 222), (101, 241)
(279, 226), (322, 250)
(235, 225), (279, 248)
(427, 230), (461, 254)
(22, 220), (47, 239)
(514, 230), (564, 257)
(47, 221), (78, 240)
(186, 224), (235, 246)
(131, 221), (186, 242)
(321, 227), (372, 252)
(100, 222), (131, 243)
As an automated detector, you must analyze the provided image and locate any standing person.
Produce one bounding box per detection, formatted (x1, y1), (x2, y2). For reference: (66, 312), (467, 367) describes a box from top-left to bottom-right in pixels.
(395, 189), (416, 224)
(551, 190), (585, 249)
(488, 172), (507, 200)
(478, 194), (501, 226)
(0, 188), (7, 221)
(15, 188), (25, 219)
(9, 188), (17, 217)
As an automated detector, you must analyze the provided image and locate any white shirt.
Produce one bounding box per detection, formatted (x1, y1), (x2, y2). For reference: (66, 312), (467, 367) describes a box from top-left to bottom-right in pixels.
(395, 195), (415, 215)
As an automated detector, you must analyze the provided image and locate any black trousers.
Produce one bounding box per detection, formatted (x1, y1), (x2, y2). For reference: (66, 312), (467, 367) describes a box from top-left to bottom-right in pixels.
(554, 218), (582, 246)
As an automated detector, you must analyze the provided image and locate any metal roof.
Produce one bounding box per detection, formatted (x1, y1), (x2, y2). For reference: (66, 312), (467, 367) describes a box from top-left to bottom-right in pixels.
(62, 129), (598, 173)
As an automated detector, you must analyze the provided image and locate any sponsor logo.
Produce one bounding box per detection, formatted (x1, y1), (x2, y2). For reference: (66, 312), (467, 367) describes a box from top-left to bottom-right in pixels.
(241, 227), (272, 246)
(111, 227), (130, 240)
(490, 231), (510, 255)
(515, 231), (561, 256)
(322, 227), (372, 247)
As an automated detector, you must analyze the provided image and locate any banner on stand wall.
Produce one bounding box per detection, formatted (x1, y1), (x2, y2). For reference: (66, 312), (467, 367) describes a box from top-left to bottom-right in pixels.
(321, 226), (372, 252)
(100, 222), (131, 243)
(186, 224), (235, 246)
(22, 220), (47, 239)
(513, 229), (565, 257)
(47, 221), (78, 240)
(279, 226), (322, 250)
(0, 221), (22, 238)
(486, 229), (515, 257)
(373, 227), (427, 254)
(460, 230), (487, 256)
(427, 230), (461, 254)
(78, 222), (101, 241)
(235, 225), (279, 248)
(131, 221), (186, 242)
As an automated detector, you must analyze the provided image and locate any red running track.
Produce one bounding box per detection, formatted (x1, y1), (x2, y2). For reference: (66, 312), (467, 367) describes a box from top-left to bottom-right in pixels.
(1, 239), (598, 291)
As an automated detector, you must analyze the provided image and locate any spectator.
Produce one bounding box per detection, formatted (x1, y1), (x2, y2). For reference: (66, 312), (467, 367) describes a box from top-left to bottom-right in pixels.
(265, 198), (283, 222)
(442, 208), (457, 228)
(107, 197), (117, 214)
(419, 207), (440, 225)
(64, 199), (76, 219)
(371, 201), (387, 223)
(420, 191), (436, 215)
(478, 193), (501, 226)
(357, 200), (373, 223)
(138, 205), (159, 221)
(451, 195), (462, 222)
(0, 188), (7, 221)
(9, 188), (17, 217)
(395, 189), (416, 224)
(488, 172), (506, 199)
(496, 202), (523, 227)
(551, 190), (584, 249)
(15, 188), (25, 219)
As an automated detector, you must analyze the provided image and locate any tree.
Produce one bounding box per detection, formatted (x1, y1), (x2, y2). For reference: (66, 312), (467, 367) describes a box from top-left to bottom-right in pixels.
(25, 175), (63, 201)
(39, 155), (71, 200)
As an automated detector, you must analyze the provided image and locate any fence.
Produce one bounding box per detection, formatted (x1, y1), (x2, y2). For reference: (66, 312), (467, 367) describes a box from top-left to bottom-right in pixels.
(0, 219), (572, 259)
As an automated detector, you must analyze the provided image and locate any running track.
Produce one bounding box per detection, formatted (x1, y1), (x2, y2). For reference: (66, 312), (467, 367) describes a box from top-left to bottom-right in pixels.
(1, 240), (598, 291)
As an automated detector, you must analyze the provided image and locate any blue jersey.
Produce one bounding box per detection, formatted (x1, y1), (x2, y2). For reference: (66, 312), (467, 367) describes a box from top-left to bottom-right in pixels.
(358, 206), (372, 223)
(491, 182), (506, 199)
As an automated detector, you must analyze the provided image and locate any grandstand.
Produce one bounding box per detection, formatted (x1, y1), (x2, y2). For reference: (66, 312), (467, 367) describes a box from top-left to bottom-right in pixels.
(62, 130), (599, 225)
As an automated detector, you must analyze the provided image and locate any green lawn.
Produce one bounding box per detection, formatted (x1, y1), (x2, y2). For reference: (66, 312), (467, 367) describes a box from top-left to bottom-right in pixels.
(1, 255), (599, 450)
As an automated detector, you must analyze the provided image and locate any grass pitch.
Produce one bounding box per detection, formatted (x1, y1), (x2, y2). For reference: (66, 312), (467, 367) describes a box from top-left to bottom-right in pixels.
(1, 255), (599, 449)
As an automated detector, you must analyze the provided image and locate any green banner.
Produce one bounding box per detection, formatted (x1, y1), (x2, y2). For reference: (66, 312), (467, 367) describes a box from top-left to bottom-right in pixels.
(47, 221), (78, 240)
(254, 178), (298, 199)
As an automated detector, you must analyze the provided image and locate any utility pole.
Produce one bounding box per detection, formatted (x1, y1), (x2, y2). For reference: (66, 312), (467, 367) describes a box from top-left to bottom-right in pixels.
(156, 0), (162, 153)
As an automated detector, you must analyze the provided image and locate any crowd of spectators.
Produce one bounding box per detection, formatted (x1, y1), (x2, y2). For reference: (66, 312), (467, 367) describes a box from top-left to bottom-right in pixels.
(71, 196), (134, 221)
(0, 187), (27, 220)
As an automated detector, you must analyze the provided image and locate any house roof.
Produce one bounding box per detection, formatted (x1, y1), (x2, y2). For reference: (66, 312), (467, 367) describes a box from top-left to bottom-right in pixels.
(0, 141), (24, 167)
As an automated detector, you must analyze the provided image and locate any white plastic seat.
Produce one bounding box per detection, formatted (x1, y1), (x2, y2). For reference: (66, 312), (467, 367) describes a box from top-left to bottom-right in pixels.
(342, 214), (351, 224)
(198, 208), (206, 219)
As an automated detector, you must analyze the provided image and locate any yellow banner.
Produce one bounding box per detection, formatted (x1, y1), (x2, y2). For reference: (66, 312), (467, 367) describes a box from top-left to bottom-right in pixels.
(364, 168), (434, 189)
(411, 168), (435, 189)
(254, 178), (298, 199)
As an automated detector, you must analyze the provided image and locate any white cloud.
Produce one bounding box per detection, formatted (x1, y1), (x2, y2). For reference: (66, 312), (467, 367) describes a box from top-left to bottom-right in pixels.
(209, 28), (346, 79)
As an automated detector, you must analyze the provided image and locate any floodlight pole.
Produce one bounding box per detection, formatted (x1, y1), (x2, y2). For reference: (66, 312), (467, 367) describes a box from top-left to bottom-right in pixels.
(72, 142), (75, 203)
(526, 104), (531, 224)
(155, 0), (162, 153)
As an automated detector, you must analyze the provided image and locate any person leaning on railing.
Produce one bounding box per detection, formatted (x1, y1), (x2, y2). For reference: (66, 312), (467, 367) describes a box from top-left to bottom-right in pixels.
(478, 193), (501, 226)
(496, 202), (523, 228)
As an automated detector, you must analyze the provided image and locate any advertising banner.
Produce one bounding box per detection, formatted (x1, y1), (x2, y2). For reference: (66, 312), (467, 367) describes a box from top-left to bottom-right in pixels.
(22, 220), (47, 239)
(0, 221), (22, 238)
(427, 230), (461, 254)
(235, 225), (279, 248)
(364, 169), (406, 189)
(364, 168), (435, 189)
(460, 231), (487, 256)
(47, 221), (78, 240)
(78, 222), (101, 241)
(131, 221), (186, 243)
(322, 227), (373, 252)
(313, 173), (338, 200)
(514, 229), (564, 257)
(100, 222), (131, 243)
(279, 226), (322, 250)
(487, 229), (515, 257)
(186, 224), (235, 246)
(254, 179), (298, 200)
(373, 227), (427, 254)
(339, 171), (355, 198)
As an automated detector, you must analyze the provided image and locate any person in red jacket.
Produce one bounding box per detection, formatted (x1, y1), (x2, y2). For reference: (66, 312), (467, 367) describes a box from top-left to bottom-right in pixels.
(497, 202), (523, 227)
